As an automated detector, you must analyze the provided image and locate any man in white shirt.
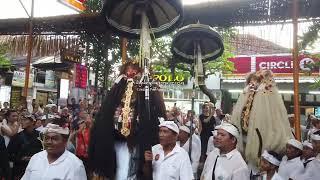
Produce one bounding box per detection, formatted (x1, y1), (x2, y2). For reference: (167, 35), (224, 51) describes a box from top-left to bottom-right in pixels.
(178, 125), (201, 178)
(259, 150), (283, 180)
(206, 130), (218, 155)
(278, 139), (304, 180)
(21, 123), (87, 180)
(298, 131), (320, 180)
(201, 123), (250, 180)
(144, 120), (193, 180)
(307, 117), (320, 140)
(301, 141), (316, 168)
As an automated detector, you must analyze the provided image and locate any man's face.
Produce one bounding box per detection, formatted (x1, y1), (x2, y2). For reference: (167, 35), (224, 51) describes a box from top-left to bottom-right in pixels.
(213, 135), (218, 146)
(215, 129), (235, 150)
(216, 109), (222, 116)
(314, 121), (320, 129)
(178, 131), (189, 143)
(302, 146), (315, 160)
(159, 127), (177, 147)
(43, 132), (67, 155)
(51, 106), (58, 113)
(286, 144), (301, 159)
(288, 117), (295, 127)
(312, 140), (320, 154)
(260, 157), (273, 172)
(8, 112), (18, 123)
(202, 105), (210, 115)
(3, 102), (9, 108)
(61, 109), (68, 116)
(21, 118), (34, 129)
(71, 98), (76, 104)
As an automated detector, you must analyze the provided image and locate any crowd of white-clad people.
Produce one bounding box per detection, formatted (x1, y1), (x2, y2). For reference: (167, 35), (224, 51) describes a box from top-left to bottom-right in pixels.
(0, 98), (99, 180)
(1, 99), (320, 180)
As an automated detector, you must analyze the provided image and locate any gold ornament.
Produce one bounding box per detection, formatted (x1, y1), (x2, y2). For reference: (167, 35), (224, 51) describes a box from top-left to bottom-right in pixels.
(120, 80), (134, 137)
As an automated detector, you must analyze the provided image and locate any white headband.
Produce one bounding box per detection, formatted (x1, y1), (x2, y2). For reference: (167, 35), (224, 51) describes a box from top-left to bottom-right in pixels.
(262, 150), (280, 166)
(311, 134), (320, 141)
(287, 139), (303, 151)
(43, 123), (69, 135)
(159, 121), (179, 134)
(216, 123), (239, 139)
(302, 141), (313, 149)
(179, 126), (190, 134)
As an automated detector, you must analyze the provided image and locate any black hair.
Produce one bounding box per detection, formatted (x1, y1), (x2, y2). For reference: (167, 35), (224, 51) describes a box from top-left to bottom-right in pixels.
(267, 150), (283, 162)
(314, 130), (320, 136)
(5, 109), (17, 118)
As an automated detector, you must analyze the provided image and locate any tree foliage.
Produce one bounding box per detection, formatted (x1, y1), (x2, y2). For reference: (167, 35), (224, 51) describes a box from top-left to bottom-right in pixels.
(299, 21), (320, 89)
(0, 44), (12, 69)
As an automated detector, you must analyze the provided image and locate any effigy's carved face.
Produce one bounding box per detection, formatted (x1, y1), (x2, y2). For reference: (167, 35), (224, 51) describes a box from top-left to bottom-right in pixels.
(126, 66), (139, 79)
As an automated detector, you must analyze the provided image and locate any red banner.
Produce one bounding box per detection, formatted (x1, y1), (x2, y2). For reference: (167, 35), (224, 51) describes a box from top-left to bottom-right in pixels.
(228, 57), (251, 74)
(75, 64), (87, 89)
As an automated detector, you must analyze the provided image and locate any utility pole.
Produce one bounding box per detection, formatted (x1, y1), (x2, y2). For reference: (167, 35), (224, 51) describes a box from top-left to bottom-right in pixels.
(292, 0), (301, 140)
(23, 0), (34, 97)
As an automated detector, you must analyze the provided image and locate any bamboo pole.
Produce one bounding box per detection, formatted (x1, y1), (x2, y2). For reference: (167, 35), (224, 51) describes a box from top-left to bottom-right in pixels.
(121, 38), (127, 64)
(293, 0), (301, 140)
(24, 0), (34, 97)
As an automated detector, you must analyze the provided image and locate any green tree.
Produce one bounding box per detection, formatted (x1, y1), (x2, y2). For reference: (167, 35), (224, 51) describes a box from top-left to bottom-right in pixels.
(299, 21), (320, 89)
(0, 44), (12, 70)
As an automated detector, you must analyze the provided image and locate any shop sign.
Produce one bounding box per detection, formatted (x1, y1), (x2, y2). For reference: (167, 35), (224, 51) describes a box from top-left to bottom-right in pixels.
(256, 55), (319, 73)
(45, 70), (55, 88)
(12, 71), (33, 88)
(228, 55), (319, 74)
(61, 48), (81, 64)
(10, 87), (23, 109)
(75, 64), (87, 89)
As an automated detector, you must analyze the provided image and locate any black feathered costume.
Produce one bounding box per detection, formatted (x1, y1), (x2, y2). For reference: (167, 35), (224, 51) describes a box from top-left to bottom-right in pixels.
(89, 63), (166, 179)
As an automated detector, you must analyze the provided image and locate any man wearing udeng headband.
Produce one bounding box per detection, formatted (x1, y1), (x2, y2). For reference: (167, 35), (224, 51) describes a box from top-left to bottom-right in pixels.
(21, 123), (87, 180)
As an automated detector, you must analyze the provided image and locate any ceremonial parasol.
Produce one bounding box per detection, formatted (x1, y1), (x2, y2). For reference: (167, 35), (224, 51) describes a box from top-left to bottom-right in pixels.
(171, 23), (224, 98)
(101, 1), (183, 177)
(171, 23), (224, 159)
(102, 0), (183, 66)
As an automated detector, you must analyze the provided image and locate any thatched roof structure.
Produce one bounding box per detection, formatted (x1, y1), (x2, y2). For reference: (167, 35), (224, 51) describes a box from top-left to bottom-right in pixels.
(229, 34), (291, 55)
(0, 0), (319, 35)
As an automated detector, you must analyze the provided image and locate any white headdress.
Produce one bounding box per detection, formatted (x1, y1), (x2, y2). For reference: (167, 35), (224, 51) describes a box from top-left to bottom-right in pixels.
(42, 123), (69, 135)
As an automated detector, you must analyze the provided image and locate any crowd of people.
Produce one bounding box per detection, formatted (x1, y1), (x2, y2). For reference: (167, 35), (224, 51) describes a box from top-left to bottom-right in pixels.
(0, 98), (319, 180)
(0, 64), (320, 180)
(0, 98), (100, 180)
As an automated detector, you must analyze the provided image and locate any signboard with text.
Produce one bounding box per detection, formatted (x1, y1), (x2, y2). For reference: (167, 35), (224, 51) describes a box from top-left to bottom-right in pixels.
(255, 55), (318, 73)
(228, 55), (319, 74)
(75, 64), (87, 89)
(61, 48), (81, 64)
(12, 71), (33, 88)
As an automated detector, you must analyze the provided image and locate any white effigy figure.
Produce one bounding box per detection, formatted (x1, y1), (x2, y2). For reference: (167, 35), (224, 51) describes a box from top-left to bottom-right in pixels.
(231, 70), (293, 171)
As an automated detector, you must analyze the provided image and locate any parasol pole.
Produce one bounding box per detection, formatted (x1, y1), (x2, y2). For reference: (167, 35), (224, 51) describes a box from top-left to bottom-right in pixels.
(293, 0), (301, 140)
(121, 38), (127, 64)
(24, 0), (34, 97)
(140, 11), (153, 179)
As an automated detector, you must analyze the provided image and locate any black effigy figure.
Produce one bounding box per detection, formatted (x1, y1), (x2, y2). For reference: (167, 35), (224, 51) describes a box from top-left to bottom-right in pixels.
(89, 61), (166, 180)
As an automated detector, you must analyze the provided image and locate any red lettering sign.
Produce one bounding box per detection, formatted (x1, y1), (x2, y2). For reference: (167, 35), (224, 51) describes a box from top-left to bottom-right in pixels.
(75, 64), (87, 89)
